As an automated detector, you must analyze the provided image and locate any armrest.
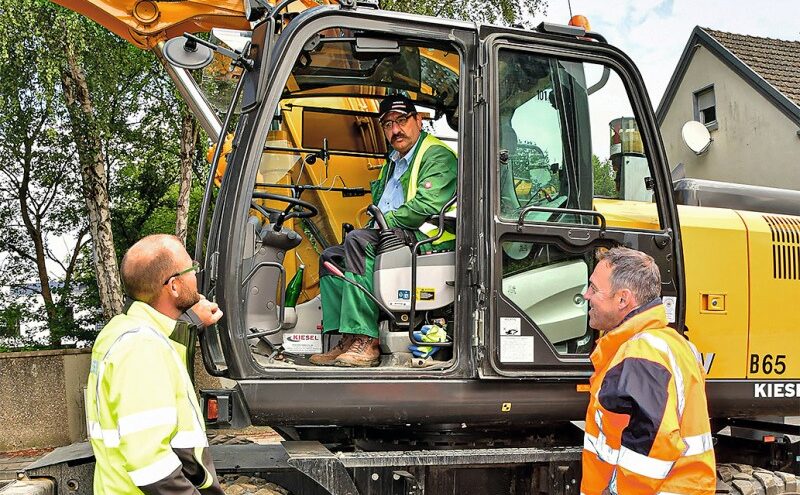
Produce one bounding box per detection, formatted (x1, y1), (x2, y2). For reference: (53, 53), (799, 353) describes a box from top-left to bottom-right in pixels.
(427, 210), (456, 233)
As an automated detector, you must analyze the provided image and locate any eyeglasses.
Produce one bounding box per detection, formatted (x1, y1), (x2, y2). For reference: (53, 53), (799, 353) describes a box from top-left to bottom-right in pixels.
(163, 260), (201, 285)
(380, 113), (416, 130)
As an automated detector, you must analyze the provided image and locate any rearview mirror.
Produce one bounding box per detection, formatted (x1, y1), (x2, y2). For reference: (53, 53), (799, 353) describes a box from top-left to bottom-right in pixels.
(162, 36), (214, 70)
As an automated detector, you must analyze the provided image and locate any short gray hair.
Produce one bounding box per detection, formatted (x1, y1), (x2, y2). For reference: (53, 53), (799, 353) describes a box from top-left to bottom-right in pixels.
(597, 247), (661, 305)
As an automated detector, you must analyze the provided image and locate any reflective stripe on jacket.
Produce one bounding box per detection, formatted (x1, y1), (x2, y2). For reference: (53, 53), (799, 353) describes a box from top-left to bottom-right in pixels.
(581, 303), (715, 495)
(86, 301), (222, 494)
(372, 131), (458, 245)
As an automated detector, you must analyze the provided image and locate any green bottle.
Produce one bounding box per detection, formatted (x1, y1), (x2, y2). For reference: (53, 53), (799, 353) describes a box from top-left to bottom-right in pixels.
(284, 264), (305, 308)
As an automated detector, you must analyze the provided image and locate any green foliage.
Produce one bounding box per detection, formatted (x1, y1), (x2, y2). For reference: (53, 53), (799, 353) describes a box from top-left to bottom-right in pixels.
(0, 303), (24, 338)
(0, 0), (210, 349)
(593, 155), (617, 198)
(0, 0), (84, 346)
(380, 0), (547, 26)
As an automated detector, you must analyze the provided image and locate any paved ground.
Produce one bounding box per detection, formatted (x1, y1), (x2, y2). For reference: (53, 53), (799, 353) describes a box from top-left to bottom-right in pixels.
(0, 449), (53, 483)
(0, 427), (281, 484)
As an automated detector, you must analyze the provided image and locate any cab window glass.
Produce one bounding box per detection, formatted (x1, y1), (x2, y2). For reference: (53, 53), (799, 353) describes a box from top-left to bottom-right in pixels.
(498, 50), (572, 221)
(496, 49), (660, 230)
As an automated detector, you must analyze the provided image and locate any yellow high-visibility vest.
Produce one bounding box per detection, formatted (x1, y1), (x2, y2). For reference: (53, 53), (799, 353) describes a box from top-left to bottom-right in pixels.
(403, 133), (457, 245)
(86, 301), (216, 494)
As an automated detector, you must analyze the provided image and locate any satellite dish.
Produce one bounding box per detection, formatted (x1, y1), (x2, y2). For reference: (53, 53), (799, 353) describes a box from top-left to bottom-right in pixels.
(162, 36), (214, 70)
(681, 121), (712, 155)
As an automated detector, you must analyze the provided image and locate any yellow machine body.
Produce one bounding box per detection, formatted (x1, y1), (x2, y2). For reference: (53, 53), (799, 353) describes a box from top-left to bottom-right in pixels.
(596, 199), (800, 380)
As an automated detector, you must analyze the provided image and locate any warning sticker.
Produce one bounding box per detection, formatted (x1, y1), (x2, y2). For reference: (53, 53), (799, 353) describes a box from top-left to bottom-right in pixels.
(662, 296), (676, 323)
(283, 333), (322, 354)
(499, 317), (521, 335)
(416, 287), (435, 302)
(398, 290), (411, 300)
(501, 336), (534, 363)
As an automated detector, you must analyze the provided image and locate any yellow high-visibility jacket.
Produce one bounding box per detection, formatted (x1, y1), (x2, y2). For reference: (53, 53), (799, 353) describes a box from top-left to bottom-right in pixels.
(86, 301), (222, 494)
(582, 301), (716, 495)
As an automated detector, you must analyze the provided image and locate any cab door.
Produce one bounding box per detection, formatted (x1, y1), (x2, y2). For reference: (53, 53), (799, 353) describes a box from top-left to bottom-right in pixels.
(479, 27), (684, 378)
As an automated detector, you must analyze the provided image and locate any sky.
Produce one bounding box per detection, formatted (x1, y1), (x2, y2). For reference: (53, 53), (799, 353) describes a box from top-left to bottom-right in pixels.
(534, 0), (800, 109)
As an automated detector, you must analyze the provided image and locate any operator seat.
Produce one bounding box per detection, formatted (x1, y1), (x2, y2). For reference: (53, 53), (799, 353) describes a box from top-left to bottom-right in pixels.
(372, 201), (457, 317)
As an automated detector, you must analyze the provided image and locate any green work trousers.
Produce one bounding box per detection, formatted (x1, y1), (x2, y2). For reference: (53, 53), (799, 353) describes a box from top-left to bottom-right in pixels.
(319, 229), (382, 338)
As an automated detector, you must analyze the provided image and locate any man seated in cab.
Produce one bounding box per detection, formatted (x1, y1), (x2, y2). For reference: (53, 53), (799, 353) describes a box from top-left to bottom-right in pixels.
(310, 94), (457, 367)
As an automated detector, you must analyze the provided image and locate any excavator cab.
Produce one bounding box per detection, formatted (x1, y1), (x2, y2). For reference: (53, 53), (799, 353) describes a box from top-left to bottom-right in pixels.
(37, 3), (800, 487)
(183, 5), (685, 427)
(227, 31), (462, 369)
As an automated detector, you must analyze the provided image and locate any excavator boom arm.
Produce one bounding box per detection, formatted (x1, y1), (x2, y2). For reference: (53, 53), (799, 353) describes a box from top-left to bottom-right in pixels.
(50, 0), (251, 49)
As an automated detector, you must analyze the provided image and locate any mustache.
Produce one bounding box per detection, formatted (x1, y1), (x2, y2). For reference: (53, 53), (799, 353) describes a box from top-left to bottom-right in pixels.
(391, 132), (407, 141)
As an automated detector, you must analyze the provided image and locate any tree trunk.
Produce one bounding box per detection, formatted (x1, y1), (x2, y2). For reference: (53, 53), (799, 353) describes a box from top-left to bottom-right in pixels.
(17, 144), (57, 341)
(60, 39), (123, 321)
(176, 107), (198, 245)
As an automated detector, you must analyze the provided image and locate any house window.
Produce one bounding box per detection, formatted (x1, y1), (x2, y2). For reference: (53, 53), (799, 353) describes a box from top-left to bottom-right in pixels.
(693, 86), (717, 130)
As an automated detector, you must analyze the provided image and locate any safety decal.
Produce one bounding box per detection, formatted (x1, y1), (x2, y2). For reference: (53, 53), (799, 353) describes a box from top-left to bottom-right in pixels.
(500, 317), (521, 336)
(416, 288), (435, 301)
(398, 290), (411, 300)
(662, 296), (677, 323)
(500, 336), (534, 363)
(283, 333), (322, 354)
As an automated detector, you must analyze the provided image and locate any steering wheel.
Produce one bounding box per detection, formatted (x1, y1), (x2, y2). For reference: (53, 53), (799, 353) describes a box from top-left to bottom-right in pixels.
(251, 191), (318, 230)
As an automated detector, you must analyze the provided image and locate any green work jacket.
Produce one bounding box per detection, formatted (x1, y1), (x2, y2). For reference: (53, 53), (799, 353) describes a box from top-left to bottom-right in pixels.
(370, 131), (457, 247)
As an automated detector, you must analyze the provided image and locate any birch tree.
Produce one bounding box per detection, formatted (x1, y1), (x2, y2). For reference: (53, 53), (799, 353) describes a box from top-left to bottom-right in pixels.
(59, 27), (124, 320)
(176, 106), (199, 244)
(0, 0), (90, 345)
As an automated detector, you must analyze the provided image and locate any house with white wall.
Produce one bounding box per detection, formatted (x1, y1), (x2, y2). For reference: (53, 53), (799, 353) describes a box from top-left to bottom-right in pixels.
(657, 27), (800, 190)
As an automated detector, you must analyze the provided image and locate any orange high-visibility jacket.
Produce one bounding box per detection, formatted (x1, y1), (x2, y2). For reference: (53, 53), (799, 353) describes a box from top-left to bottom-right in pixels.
(581, 302), (716, 495)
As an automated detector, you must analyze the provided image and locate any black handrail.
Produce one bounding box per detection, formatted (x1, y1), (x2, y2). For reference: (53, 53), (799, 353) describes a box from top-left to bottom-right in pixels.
(516, 206), (606, 237)
(193, 67), (248, 378)
(407, 195), (457, 349)
(195, 75), (247, 265)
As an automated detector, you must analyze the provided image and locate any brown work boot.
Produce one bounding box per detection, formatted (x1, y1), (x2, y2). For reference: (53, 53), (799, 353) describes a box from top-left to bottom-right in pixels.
(309, 334), (355, 366)
(334, 335), (381, 368)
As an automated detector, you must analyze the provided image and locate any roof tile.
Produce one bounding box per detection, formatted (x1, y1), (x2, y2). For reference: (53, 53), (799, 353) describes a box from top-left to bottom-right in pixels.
(702, 28), (800, 107)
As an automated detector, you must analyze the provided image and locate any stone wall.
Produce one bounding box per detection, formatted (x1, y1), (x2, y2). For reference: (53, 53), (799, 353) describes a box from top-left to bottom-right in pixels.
(0, 349), (91, 451)
(0, 346), (223, 451)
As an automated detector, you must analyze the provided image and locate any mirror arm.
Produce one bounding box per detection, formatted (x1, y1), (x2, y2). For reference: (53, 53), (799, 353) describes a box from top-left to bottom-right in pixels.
(182, 33), (254, 71)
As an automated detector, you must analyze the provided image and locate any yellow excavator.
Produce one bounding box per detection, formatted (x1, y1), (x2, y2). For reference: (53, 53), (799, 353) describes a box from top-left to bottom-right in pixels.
(26, 1), (800, 493)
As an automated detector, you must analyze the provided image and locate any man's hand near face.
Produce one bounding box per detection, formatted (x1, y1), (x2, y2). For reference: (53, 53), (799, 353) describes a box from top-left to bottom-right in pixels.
(187, 295), (223, 328)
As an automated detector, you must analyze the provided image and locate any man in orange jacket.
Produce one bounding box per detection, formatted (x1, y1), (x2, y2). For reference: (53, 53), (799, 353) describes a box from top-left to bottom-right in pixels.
(581, 247), (715, 495)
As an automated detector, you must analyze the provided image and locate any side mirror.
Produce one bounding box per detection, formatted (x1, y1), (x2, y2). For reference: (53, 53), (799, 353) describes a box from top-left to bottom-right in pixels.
(162, 36), (214, 70)
(681, 121), (712, 155)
